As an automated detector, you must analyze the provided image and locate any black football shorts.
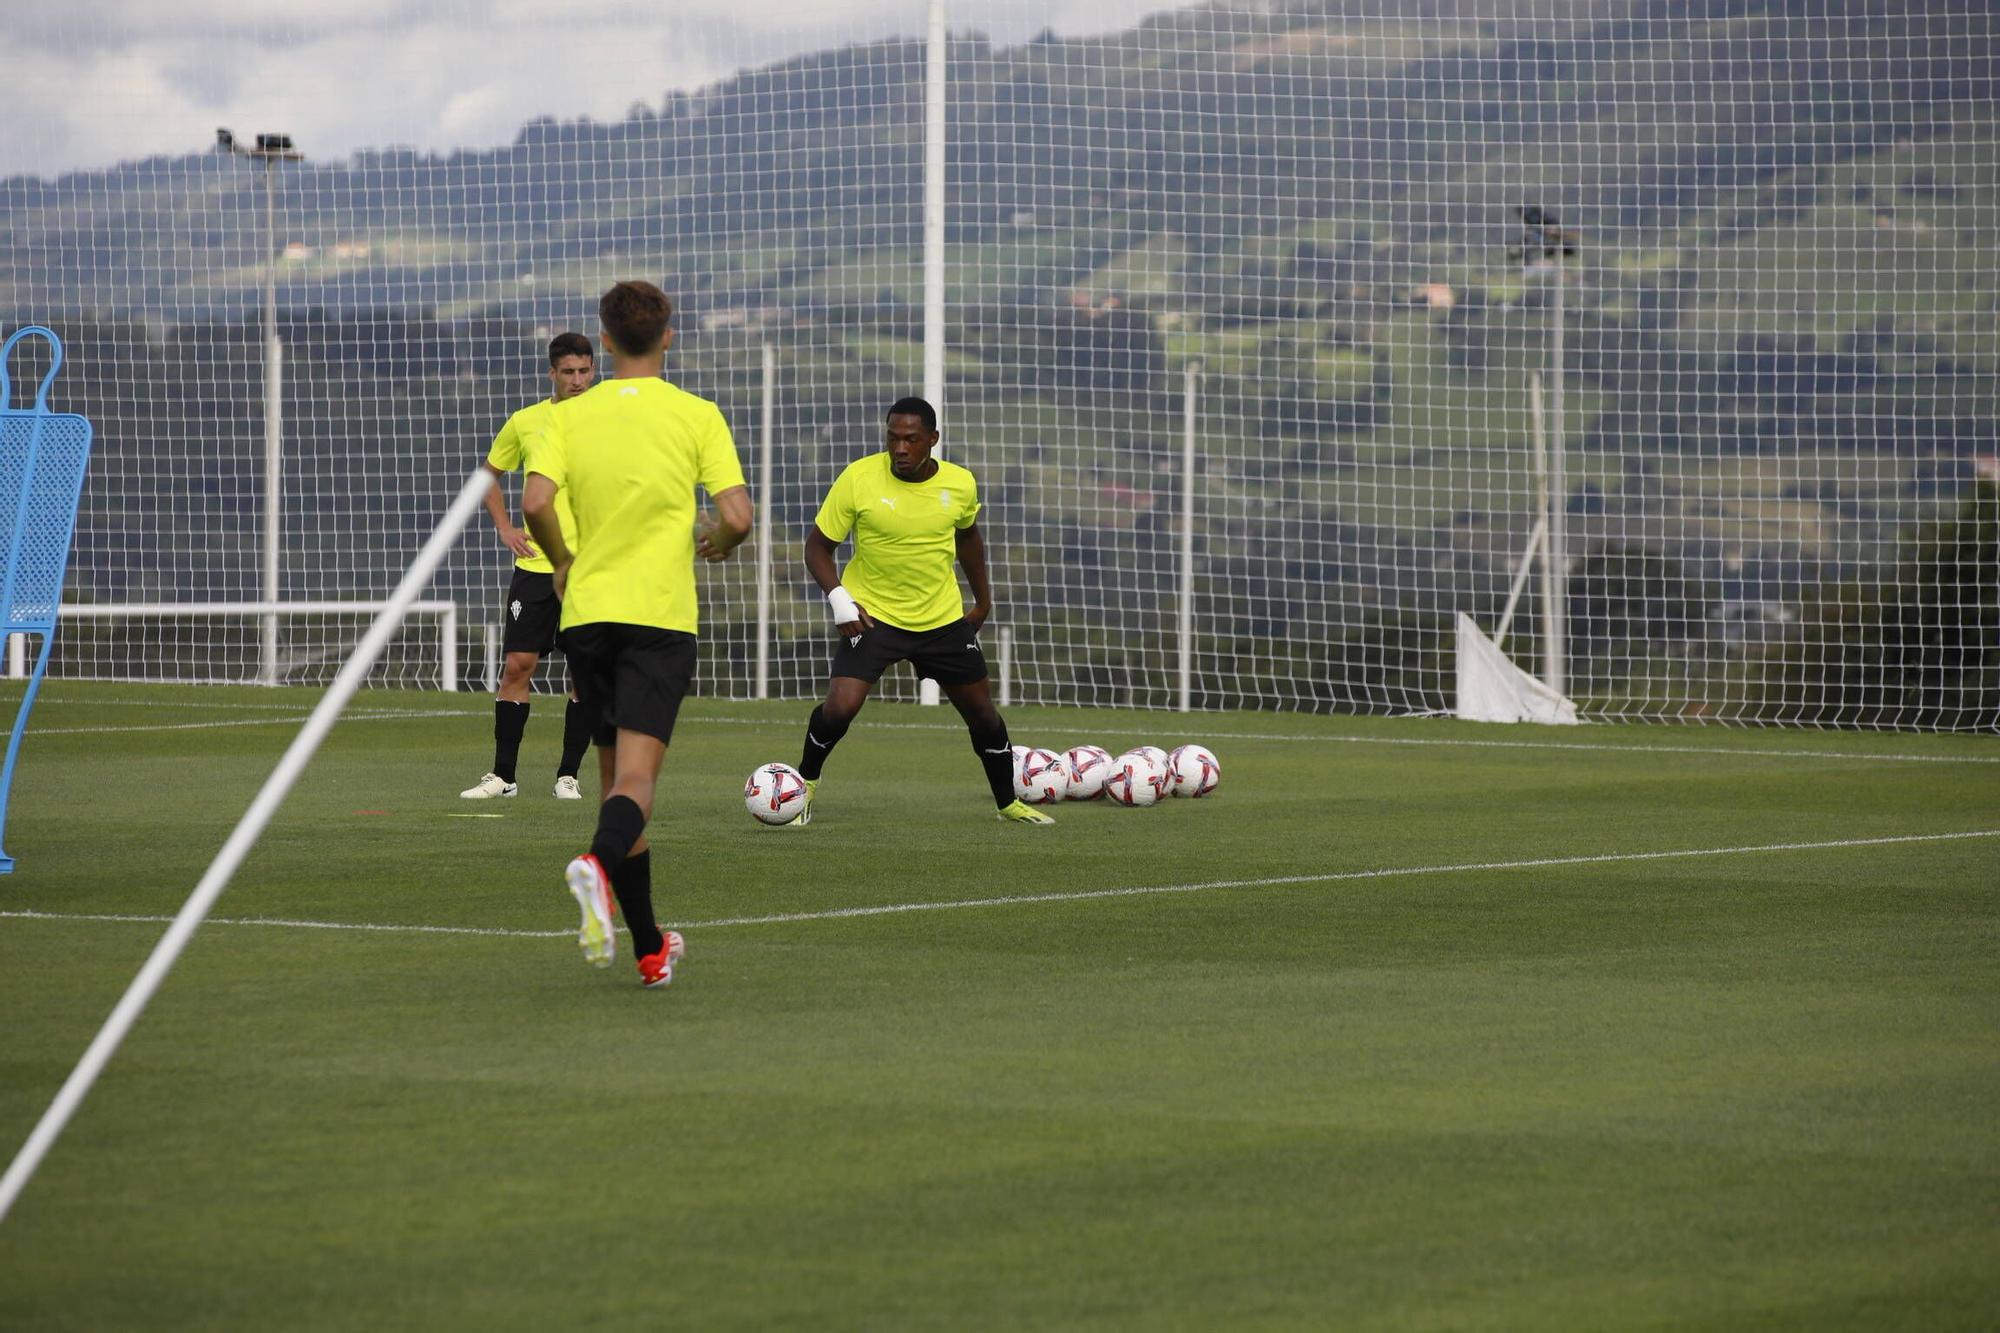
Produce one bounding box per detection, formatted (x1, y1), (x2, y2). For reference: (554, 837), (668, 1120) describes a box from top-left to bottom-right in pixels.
(829, 616), (988, 687)
(559, 622), (698, 747)
(501, 568), (562, 656)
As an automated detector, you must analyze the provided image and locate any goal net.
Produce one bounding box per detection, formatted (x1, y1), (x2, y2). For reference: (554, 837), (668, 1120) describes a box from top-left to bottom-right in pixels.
(3, 1), (1994, 728)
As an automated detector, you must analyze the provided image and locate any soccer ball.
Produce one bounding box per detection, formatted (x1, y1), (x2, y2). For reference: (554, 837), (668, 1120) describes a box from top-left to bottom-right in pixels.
(743, 762), (808, 825)
(1015, 746), (1070, 804)
(1064, 744), (1113, 800)
(1168, 744), (1220, 798)
(1105, 751), (1166, 808)
(1116, 748), (1174, 803)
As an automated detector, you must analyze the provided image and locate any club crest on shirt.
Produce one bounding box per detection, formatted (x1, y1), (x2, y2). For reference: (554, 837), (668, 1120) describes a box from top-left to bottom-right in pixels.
(937, 488), (952, 508)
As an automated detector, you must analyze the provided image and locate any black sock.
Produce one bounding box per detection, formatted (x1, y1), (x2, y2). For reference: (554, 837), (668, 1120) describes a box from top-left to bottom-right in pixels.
(799, 705), (852, 781)
(610, 850), (664, 959)
(492, 700), (529, 783)
(969, 716), (1015, 808)
(557, 699), (592, 780)
(589, 795), (646, 875)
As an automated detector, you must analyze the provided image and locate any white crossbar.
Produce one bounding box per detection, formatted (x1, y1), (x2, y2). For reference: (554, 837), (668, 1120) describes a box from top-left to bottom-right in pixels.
(57, 601), (460, 691)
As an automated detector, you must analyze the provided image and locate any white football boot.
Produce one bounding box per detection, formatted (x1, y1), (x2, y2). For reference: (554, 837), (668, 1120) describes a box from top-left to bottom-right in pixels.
(564, 854), (616, 969)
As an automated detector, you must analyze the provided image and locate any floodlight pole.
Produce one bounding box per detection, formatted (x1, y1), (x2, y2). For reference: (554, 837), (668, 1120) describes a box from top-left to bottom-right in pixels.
(219, 130), (301, 687)
(1545, 249), (1568, 697)
(260, 157), (283, 687)
(919, 0), (946, 707)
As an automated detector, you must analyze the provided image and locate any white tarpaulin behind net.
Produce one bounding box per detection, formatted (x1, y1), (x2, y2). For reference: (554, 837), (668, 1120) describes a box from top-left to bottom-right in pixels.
(1454, 613), (1578, 726)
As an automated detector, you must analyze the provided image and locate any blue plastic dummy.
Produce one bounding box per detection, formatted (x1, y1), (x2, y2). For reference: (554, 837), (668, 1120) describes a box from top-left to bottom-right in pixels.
(0, 327), (96, 872)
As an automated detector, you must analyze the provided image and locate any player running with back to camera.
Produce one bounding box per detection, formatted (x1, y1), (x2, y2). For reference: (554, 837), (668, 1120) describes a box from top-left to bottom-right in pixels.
(790, 396), (1051, 826)
(460, 331), (597, 801)
(521, 281), (753, 988)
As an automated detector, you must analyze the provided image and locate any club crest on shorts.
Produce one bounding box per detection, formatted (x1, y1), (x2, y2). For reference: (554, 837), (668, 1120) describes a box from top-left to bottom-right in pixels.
(510, 598), (522, 620)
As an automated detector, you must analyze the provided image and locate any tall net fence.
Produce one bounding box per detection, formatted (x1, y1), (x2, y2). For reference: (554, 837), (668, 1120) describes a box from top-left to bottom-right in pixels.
(3, 1), (1995, 728)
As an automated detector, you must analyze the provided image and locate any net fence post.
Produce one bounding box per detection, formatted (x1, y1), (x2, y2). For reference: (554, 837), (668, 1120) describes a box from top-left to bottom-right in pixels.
(1545, 256), (1568, 699)
(1530, 372), (1556, 672)
(261, 334), (283, 687)
(918, 0), (946, 708)
(1179, 360), (1200, 714)
(756, 341), (775, 701)
(0, 466), (493, 1224)
(441, 603), (458, 692)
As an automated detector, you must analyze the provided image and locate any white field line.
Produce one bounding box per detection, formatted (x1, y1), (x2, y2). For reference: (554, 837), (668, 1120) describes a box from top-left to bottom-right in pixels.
(0, 909), (565, 939)
(24, 709), (478, 736)
(13, 697), (381, 712)
(12, 700), (1999, 764)
(3, 829), (1993, 941)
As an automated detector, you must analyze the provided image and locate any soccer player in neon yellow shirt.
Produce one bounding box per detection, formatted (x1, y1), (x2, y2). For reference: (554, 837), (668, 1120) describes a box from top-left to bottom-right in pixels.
(522, 281), (754, 987)
(461, 332), (595, 801)
(791, 397), (1051, 825)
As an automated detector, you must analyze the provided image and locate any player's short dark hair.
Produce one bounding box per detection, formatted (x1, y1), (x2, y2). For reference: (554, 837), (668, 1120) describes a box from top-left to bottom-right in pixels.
(547, 331), (592, 366)
(598, 281), (674, 357)
(886, 396), (937, 433)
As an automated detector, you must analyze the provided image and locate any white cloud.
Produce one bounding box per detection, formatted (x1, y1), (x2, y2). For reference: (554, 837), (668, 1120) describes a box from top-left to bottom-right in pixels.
(0, 0), (1179, 178)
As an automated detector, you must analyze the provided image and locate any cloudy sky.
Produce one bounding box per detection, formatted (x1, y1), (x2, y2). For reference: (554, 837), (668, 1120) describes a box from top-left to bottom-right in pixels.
(2, 0), (1183, 179)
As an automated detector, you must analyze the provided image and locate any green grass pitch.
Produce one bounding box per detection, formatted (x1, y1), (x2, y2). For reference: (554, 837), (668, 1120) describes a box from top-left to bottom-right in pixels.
(1, 682), (1996, 1329)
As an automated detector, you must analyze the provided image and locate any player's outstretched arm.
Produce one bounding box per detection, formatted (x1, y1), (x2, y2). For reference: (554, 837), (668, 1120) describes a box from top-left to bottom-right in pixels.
(806, 526), (871, 636)
(696, 485), (754, 562)
(955, 522), (994, 632)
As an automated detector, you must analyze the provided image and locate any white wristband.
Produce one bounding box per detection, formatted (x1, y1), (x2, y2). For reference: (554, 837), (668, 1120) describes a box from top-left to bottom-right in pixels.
(826, 585), (860, 625)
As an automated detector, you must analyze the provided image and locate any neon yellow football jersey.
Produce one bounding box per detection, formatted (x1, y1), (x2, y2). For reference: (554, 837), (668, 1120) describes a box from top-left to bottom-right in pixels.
(485, 400), (577, 575)
(526, 378), (747, 633)
(814, 452), (980, 632)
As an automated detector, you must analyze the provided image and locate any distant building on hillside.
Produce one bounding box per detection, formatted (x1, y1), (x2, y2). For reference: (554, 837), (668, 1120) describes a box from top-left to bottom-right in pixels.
(1412, 282), (1456, 311)
(699, 306), (791, 333)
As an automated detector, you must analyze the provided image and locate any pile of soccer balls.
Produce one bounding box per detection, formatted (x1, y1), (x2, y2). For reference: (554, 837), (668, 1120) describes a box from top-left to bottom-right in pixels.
(1012, 743), (1220, 809)
(741, 743), (1220, 825)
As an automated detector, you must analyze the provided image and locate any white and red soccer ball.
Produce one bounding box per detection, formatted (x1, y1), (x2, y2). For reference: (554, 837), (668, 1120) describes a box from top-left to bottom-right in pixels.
(1168, 743), (1220, 798)
(744, 762), (808, 825)
(1105, 749), (1169, 807)
(1013, 746), (1070, 804)
(1063, 744), (1114, 800)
